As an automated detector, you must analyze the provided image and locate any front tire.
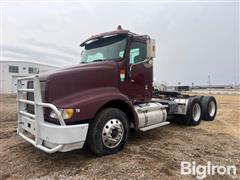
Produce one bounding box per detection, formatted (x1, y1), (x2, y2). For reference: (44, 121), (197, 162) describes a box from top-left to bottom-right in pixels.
(87, 108), (129, 156)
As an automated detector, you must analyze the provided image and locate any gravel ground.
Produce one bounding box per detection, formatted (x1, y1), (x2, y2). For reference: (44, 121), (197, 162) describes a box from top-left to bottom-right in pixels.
(0, 94), (240, 179)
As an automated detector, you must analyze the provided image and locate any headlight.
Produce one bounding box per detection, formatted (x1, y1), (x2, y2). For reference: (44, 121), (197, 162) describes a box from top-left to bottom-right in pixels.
(50, 108), (74, 120)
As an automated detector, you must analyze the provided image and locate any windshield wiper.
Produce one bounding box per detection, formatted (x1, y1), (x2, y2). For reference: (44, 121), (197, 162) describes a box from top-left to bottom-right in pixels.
(91, 59), (104, 62)
(80, 59), (104, 64)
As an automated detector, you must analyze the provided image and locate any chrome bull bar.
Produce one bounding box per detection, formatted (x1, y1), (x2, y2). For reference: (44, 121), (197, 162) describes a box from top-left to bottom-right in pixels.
(16, 75), (88, 153)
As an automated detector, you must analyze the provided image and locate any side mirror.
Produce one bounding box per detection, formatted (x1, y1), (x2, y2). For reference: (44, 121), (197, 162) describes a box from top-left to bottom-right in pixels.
(147, 38), (156, 59)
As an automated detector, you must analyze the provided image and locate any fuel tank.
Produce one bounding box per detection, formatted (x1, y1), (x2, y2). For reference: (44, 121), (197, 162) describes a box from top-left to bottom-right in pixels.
(134, 102), (167, 128)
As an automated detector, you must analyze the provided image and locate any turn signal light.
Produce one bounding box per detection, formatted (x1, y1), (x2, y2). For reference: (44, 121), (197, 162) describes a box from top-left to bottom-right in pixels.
(63, 109), (74, 119)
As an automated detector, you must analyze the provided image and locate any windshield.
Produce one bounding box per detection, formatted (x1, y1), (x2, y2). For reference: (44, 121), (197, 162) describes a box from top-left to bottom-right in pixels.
(81, 35), (127, 63)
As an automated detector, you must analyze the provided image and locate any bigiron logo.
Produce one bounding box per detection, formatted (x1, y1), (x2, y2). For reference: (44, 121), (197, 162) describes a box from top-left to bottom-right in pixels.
(180, 161), (237, 179)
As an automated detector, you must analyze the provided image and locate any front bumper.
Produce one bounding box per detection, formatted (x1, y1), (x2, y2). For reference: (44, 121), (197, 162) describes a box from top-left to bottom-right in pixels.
(17, 76), (88, 153)
(19, 116), (88, 153)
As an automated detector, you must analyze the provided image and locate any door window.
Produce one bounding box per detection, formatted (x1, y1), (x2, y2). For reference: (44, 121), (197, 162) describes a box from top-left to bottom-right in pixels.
(129, 41), (146, 64)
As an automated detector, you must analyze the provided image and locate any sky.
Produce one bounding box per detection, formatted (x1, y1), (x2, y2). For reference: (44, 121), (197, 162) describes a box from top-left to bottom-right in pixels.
(1, 1), (239, 86)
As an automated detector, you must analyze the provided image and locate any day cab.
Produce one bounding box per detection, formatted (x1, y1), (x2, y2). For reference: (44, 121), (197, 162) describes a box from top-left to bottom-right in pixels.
(16, 26), (217, 156)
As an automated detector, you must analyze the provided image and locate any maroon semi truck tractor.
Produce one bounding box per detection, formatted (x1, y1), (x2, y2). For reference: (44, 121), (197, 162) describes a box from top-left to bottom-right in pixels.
(16, 26), (217, 156)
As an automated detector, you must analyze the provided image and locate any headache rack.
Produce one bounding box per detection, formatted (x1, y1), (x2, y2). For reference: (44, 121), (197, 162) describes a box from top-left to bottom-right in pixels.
(17, 75), (73, 153)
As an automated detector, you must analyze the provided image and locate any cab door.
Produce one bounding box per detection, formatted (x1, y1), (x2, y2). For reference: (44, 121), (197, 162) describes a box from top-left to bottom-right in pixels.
(127, 39), (153, 103)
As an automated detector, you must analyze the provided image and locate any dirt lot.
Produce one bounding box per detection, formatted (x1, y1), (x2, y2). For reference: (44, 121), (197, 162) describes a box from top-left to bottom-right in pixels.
(0, 94), (240, 179)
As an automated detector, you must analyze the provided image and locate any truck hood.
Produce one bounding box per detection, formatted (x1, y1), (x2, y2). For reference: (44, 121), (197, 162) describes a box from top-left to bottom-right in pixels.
(39, 61), (119, 102)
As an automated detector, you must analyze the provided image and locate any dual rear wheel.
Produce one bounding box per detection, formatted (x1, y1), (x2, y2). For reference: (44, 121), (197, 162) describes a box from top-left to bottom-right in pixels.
(182, 96), (217, 126)
(201, 96), (217, 121)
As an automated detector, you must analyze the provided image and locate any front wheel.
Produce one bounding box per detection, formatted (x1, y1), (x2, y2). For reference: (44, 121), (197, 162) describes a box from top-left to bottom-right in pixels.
(87, 108), (129, 156)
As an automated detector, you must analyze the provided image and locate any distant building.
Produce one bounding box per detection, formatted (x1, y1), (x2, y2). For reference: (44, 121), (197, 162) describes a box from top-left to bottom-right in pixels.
(0, 60), (59, 94)
(175, 86), (191, 91)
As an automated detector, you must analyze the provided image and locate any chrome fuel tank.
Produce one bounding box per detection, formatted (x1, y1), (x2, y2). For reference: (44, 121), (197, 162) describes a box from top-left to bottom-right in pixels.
(134, 102), (167, 128)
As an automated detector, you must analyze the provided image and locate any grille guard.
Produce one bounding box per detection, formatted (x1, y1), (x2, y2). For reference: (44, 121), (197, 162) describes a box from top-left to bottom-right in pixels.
(16, 75), (88, 153)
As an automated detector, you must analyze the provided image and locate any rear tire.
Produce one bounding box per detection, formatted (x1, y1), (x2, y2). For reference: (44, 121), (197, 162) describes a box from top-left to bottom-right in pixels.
(87, 108), (129, 156)
(201, 96), (217, 121)
(183, 97), (202, 126)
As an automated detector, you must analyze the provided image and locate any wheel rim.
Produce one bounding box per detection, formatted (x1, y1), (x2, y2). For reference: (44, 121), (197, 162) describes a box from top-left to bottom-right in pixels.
(102, 119), (124, 148)
(192, 103), (201, 122)
(208, 101), (216, 117)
